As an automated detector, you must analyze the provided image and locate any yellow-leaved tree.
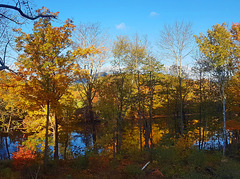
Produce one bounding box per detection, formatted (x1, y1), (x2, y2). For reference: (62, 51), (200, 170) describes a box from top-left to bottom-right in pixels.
(14, 8), (75, 163)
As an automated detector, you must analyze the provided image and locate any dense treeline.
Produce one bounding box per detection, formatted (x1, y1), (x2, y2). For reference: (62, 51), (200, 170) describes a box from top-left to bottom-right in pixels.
(0, 6), (240, 178)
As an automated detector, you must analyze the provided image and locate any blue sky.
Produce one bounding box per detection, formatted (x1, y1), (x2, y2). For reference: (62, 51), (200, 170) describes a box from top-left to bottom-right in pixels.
(35, 0), (240, 38)
(27, 0), (240, 67)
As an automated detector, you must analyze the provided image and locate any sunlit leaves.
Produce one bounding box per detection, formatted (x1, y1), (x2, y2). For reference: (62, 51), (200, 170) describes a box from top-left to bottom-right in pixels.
(195, 23), (235, 72)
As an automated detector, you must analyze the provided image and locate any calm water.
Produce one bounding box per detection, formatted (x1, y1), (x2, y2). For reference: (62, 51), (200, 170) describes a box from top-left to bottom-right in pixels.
(0, 131), (94, 160)
(0, 120), (238, 160)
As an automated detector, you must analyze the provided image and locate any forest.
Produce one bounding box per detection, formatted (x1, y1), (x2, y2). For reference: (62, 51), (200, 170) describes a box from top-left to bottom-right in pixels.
(0, 1), (240, 178)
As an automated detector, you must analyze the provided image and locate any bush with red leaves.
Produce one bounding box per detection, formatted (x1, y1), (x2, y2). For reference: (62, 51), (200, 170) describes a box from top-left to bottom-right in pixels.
(12, 145), (36, 170)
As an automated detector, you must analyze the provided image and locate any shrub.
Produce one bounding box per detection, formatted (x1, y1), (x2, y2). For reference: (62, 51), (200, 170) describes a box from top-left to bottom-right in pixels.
(123, 164), (144, 177)
(88, 154), (110, 172)
(12, 144), (37, 170)
(71, 155), (89, 170)
(214, 159), (240, 178)
(188, 149), (206, 167)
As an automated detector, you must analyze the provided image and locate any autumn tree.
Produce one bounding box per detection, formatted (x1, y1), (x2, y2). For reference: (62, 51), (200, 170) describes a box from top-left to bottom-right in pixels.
(195, 23), (237, 155)
(15, 9), (75, 163)
(141, 52), (162, 152)
(157, 21), (194, 136)
(73, 22), (109, 123)
(0, 1), (56, 72)
(0, 71), (25, 133)
(129, 35), (148, 151)
(111, 35), (134, 153)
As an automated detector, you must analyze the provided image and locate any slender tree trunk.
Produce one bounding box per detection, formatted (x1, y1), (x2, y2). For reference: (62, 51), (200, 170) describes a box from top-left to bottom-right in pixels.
(116, 115), (121, 153)
(138, 71), (142, 151)
(116, 75), (124, 154)
(87, 85), (94, 123)
(7, 115), (12, 133)
(201, 79), (206, 149)
(149, 71), (153, 160)
(89, 103), (94, 123)
(179, 76), (184, 136)
(174, 98), (178, 137)
(222, 82), (226, 156)
(54, 114), (59, 160)
(113, 130), (116, 159)
(199, 71), (202, 149)
(92, 122), (97, 151)
(44, 100), (50, 166)
(64, 133), (68, 160)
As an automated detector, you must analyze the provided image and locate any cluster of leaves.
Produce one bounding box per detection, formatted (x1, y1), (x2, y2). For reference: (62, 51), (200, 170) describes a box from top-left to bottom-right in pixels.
(12, 144), (37, 170)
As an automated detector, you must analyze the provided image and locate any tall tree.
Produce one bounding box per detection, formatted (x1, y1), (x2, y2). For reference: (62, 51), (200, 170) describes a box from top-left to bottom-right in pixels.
(157, 21), (194, 136)
(142, 52), (162, 153)
(73, 22), (109, 123)
(129, 34), (148, 151)
(195, 23), (236, 156)
(112, 35), (132, 153)
(15, 9), (75, 163)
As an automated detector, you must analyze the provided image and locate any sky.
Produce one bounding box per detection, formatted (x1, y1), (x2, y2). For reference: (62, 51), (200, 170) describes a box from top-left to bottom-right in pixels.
(21, 0), (240, 67)
(35, 0), (240, 37)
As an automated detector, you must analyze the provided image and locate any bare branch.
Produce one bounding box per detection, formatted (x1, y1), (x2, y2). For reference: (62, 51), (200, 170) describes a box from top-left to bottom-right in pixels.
(0, 4), (57, 21)
(0, 13), (21, 24)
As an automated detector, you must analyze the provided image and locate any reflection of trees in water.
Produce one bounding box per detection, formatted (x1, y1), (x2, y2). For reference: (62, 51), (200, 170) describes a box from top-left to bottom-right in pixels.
(81, 133), (93, 148)
(1, 118), (240, 160)
(58, 123), (98, 159)
(0, 133), (23, 159)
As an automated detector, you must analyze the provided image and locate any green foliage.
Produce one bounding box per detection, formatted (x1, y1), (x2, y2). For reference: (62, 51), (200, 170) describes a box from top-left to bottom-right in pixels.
(153, 143), (240, 178)
(195, 23), (236, 77)
(0, 161), (14, 179)
(188, 149), (207, 167)
(123, 164), (144, 177)
(71, 156), (89, 170)
(154, 146), (180, 165)
(214, 159), (240, 178)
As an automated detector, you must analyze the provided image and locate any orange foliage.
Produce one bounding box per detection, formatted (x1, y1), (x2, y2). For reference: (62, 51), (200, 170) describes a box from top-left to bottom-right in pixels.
(232, 22), (240, 41)
(12, 144), (37, 170)
(151, 169), (164, 177)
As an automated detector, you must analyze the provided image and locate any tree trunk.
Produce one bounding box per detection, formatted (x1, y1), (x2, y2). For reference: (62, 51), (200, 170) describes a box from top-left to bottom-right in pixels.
(149, 71), (153, 159)
(89, 103), (94, 123)
(116, 75), (124, 154)
(92, 122), (97, 152)
(179, 76), (184, 136)
(7, 115), (12, 133)
(138, 71), (142, 151)
(113, 130), (116, 159)
(199, 71), (202, 149)
(222, 82), (226, 156)
(64, 133), (68, 160)
(54, 114), (59, 160)
(44, 100), (50, 166)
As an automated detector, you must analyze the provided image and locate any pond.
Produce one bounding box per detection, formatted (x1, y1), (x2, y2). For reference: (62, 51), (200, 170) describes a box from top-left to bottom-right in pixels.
(0, 119), (239, 160)
(0, 126), (95, 160)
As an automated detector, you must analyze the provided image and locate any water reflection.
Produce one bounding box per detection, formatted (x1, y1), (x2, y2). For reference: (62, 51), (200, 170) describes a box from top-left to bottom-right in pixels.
(1, 119), (240, 159)
(0, 131), (93, 160)
(70, 132), (92, 156)
(0, 134), (21, 159)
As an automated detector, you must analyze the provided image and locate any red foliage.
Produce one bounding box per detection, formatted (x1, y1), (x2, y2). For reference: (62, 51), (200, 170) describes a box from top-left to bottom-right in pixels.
(151, 169), (164, 177)
(12, 144), (36, 170)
